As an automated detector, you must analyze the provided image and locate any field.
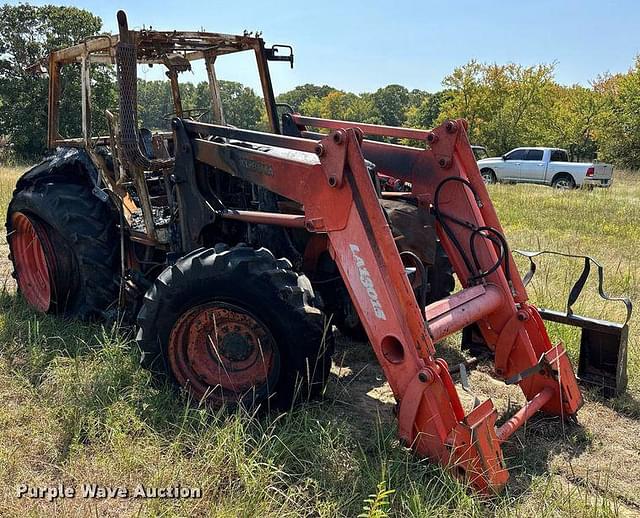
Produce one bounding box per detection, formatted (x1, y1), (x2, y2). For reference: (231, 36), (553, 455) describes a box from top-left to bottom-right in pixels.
(0, 163), (638, 517)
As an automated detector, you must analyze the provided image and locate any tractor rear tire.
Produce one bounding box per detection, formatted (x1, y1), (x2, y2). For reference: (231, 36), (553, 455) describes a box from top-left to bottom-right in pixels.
(330, 241), (455, 342)
(428, 242), (456, 302)
(328, 199), (455, 341)
(136, 244), (334, 408)
(6, 181), (120, 319)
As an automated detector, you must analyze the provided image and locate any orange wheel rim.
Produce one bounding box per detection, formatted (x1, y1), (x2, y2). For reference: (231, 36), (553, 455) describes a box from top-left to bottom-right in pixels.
(168, 302), (279, 406)
(10, 212), (52, 312)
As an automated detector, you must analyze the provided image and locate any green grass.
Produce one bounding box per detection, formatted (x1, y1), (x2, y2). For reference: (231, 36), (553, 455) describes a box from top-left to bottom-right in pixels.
(0, 164), (638, 516)
(490, 174), (640, 401)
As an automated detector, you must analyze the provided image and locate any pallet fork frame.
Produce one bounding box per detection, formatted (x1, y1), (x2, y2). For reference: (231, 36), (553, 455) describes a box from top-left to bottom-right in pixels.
(516, 250), (632, 397)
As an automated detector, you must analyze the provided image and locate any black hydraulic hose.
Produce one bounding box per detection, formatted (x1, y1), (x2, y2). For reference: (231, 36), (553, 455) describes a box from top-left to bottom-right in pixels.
(433, 176), (483, 209)
(469, 226), (510, 282)
(432, 177), (479, 277)
(432, 176), (512, 285)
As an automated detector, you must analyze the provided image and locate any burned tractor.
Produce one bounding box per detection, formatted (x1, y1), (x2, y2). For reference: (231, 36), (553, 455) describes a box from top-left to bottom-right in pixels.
(6, 11), (631, 492)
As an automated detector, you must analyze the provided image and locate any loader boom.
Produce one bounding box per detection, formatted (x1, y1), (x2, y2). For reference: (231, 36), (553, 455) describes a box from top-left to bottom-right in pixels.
(172, 116), (583, 492)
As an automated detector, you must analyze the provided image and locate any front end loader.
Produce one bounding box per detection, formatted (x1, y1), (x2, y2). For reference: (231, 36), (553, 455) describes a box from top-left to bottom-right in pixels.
(166, 114), (585, 492)
(5, 10), (631, 493)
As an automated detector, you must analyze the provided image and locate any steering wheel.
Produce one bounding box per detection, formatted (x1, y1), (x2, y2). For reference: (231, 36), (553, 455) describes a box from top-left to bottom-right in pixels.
(163, 107), (210, 121)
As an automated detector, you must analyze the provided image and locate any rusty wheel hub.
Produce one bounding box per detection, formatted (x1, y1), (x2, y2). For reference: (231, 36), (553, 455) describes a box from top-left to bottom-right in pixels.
(168, 302), (279, 405)
(10, 212), (53, 312)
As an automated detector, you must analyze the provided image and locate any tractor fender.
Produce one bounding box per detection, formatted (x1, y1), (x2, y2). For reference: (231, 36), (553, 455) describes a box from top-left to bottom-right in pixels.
(15, 147), (109, 203)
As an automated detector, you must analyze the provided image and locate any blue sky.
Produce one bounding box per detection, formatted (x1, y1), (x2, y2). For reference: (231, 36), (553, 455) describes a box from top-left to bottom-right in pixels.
(11, 0), (640, 94)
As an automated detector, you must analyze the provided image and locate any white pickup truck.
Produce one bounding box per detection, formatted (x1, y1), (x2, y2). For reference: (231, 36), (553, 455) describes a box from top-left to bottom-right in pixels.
(477, 147), (613, 189)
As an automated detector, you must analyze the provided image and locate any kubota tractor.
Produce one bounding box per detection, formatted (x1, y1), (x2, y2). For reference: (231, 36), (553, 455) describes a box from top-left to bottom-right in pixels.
(6, 11), (631, 492)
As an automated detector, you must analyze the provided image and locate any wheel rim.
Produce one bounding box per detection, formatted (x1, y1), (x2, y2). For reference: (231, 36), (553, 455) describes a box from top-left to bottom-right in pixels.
(481, 172), (494, 184)
(555, 179), (571, 189)
(168, 302), (280, 405)
(10, 212), (52, 312)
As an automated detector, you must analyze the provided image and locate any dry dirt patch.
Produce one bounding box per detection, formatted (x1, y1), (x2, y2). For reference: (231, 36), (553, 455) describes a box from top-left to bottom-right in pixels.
(328, 334), (640, 511)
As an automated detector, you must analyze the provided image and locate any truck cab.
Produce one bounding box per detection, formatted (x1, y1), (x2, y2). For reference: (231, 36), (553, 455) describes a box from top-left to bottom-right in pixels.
(477, 147), (613, 189)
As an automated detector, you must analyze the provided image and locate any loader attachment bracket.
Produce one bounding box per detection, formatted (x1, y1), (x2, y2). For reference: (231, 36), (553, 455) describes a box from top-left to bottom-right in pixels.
(448, 399), (508, 493)
(515, 249), (632, 396)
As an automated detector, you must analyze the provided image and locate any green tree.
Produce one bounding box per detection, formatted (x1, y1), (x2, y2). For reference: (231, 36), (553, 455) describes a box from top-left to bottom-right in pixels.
(277, 84), (337, 110)
(407, 88), (430, 109)
(593, 58), (640, 169)
(0, 4), (109, 159)
(405, 91), (450, 129)
(538, 84), (604, 160)
(137, 79), (173, 130)
(299, 90), (352, 120)
(298, 90), (379, 126)
(218, 80), (265, 130)
(187, 81), (213, 117)
(439, 61), (555, 154)
(343, 93), (380, 124)
(371, 84), (410, 127)
(137, 79), (265, 131)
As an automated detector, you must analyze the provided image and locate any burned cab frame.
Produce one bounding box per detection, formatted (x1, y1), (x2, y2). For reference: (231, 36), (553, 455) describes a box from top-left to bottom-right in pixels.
(43, 10), (292, 248)
(47, 14), (287, 146)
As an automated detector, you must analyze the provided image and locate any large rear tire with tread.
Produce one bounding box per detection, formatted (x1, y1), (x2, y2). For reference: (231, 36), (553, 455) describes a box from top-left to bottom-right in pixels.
(6, 180), (120, 319)
(329, 242), (455, 342)
(326, 199), (455, 341)
(136, 244), (334, 408)
(428, 242), (456, 303)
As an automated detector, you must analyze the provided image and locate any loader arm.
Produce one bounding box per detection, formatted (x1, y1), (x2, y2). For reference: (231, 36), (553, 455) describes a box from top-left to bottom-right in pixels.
(171, 117), (583, 493)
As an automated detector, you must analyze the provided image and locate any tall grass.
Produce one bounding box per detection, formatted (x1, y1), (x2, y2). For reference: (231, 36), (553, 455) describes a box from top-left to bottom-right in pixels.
(488, 175), (640, 401)
(0, 163), (636, 516)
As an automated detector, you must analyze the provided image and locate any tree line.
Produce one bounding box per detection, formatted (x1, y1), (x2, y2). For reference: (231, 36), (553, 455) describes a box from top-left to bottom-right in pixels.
(1, 4), (639, 169)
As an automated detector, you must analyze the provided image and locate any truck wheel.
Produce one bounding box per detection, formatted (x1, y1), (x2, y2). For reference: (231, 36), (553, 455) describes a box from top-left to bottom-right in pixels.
(480, 169), (497, 184)
(6, 181), (120, 319)
(136, 244), (334, 408)
(552, 174), (575, 189)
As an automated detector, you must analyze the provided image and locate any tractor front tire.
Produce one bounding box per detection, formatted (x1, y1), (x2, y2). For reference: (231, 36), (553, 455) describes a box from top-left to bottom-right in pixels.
(6, 180), (120, 319)
(136, 244), (334, 409)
